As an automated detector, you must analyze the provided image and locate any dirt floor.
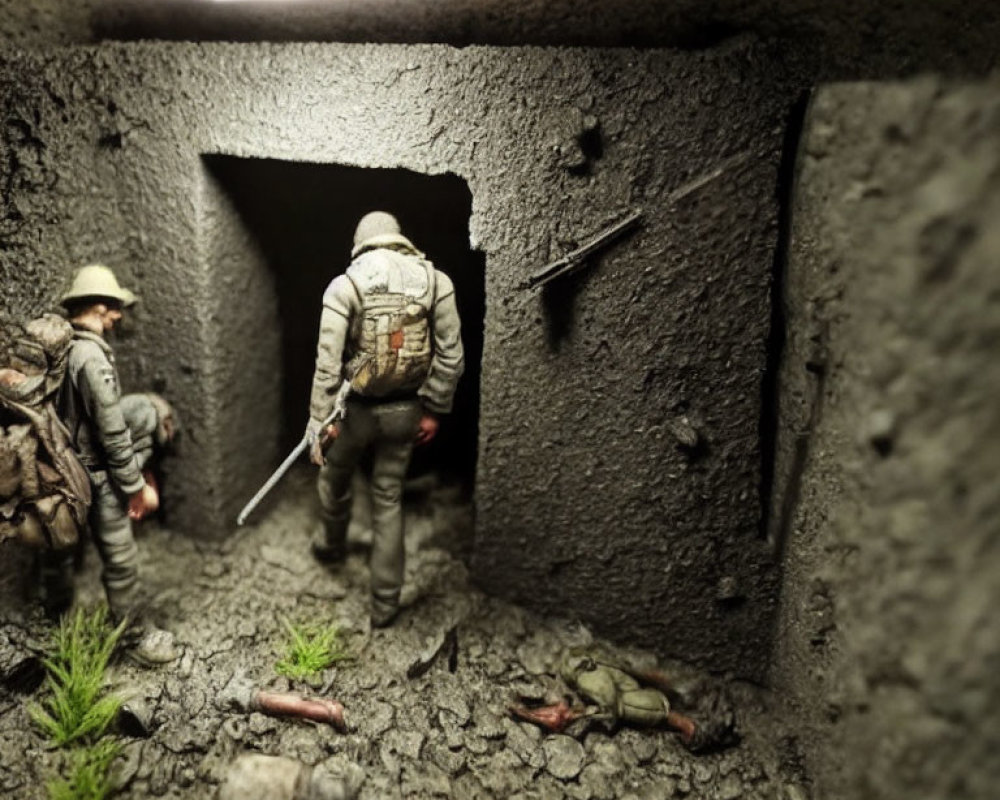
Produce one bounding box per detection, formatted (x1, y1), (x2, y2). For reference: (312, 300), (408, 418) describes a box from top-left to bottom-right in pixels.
(0, 468), (806, 800)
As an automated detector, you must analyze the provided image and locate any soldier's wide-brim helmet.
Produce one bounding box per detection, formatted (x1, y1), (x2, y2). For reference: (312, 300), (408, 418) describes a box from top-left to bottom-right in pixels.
(351, 211), (422, 259)
(60, 264), (137, 308)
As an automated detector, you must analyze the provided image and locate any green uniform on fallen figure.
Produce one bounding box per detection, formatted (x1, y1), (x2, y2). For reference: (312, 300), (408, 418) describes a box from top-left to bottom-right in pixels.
(512, 649), (738, 753)
(306, 212), (464, 628)
(51, 264), (180, 665)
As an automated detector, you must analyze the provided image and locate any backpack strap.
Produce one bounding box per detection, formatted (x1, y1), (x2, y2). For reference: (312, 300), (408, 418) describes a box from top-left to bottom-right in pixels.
(343, 272), (365, 342)
(423, 260), (438, 311)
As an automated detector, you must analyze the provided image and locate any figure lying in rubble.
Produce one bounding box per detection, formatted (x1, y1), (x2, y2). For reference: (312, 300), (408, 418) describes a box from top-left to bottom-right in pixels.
(511, 649), (738, 754)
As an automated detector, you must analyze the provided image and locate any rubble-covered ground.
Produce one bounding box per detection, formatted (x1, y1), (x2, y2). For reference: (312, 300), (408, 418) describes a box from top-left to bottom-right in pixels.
(0, 468), (807, 799)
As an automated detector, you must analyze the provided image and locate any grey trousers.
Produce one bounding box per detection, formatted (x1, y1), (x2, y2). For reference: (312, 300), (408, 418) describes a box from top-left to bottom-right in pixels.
(317, 399), (422, 606)
(91, 393), (157, 598)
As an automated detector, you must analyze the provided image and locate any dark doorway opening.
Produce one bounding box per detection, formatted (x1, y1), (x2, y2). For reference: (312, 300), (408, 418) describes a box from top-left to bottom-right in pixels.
(203, 156), (484, 496)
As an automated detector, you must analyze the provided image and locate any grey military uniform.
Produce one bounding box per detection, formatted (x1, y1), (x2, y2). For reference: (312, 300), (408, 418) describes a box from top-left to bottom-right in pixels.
(59, 328), (158, 609)
(309, 246), (464, 419)
(309, 238), (464, 616)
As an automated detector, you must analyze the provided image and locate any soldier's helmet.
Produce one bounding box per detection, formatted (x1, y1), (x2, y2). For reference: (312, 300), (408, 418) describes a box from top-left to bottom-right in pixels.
(60, 264), (136, 309)
(351, 211), (423, 259)
(353, 211), (401, 247)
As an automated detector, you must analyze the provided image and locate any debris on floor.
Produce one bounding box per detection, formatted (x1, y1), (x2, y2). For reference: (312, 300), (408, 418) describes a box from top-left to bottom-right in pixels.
(0, 468), (802, 799)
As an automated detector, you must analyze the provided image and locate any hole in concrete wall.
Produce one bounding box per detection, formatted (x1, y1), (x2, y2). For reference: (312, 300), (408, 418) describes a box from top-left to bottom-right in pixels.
(202, 156), (484, 496)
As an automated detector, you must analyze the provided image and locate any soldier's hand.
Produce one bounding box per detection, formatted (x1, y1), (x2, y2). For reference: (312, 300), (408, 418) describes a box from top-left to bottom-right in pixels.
(309, 437), (324, 466)
(306, 418), (324, 466)
(128, 483), (159, 521)
(415, 413), (439, 446)
(309, 424), (339, 466)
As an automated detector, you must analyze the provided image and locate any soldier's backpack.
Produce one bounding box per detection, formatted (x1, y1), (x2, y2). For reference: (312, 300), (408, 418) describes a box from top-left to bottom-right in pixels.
(0, 314), (90, 551)
(344, 249), (436, 397)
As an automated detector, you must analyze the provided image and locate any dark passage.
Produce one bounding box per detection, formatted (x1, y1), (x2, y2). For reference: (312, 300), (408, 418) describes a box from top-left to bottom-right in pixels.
(203, 156), (484, 494)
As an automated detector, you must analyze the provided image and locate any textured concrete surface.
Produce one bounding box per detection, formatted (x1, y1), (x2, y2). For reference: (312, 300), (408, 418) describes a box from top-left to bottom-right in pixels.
(3, 0), (1000, 80)
(1, 6), (997, 797)
(768, 76), (1000, 799)
(0, 40), (793, 679)
(0, 471), (798, 800)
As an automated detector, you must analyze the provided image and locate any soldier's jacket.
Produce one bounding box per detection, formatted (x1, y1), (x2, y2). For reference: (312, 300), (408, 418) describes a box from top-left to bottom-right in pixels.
(309, 240), (464, 425)
(561, 652), (671, 727)
(59, 329), (144, 495)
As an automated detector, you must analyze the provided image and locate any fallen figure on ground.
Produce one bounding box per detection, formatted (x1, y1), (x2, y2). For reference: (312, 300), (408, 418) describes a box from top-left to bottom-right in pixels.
(510, 648), (738, 753)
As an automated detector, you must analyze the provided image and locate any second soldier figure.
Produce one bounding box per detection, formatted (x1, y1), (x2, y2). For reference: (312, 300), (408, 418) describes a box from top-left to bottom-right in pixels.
(58, 264), (179, 665)
(306, 211), (464, 628)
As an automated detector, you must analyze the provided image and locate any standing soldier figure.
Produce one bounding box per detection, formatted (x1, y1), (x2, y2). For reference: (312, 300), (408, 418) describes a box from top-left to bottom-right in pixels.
(307, 211), (464, 628)
(58, 264), (179, 665)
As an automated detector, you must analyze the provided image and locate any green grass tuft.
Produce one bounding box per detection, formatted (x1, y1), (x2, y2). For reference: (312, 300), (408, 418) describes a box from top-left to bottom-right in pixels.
(274, 618), (352, 681)
(30, 606), (126, 747)
(46, 739), (123, 800)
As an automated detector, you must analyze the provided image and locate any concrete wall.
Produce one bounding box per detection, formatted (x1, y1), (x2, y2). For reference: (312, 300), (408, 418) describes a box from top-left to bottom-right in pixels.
(0, 39), (792, 678)
(200, 162), (282, 531)
(769, 76), (1000, 798)
(470, 42), (793, 680)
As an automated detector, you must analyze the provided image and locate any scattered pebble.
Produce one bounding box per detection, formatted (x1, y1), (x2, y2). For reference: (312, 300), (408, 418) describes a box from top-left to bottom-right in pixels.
(544, 735), (586, 780)
(0, 477), (788, 799)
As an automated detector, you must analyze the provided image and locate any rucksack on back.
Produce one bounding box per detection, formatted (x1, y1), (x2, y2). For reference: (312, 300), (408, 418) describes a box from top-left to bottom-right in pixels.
(345, 252), (436, 397)
(0, 314), (90, 551)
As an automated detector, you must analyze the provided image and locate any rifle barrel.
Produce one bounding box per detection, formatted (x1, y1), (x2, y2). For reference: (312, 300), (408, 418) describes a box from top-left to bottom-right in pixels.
(527, 209), (644, 289)
(236, 437), (308, 526)
(235, 398), (347, 526)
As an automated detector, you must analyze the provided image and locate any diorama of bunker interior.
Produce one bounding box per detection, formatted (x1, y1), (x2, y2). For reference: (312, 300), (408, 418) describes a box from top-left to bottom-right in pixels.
(1, 5), (998, 800)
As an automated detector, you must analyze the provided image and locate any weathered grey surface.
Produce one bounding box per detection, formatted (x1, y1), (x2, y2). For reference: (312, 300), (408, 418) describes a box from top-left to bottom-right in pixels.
(3, 0), (1000, 81)
(0, 40), (791, 678)
(769, 76), (1000, 799)
(0, 471), (793, 799)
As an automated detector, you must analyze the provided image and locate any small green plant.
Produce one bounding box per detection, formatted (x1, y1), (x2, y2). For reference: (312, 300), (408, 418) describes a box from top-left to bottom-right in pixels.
(31, 606), (126, 747)
(275, 618), (352, 681)
(46, 739), (123, 800)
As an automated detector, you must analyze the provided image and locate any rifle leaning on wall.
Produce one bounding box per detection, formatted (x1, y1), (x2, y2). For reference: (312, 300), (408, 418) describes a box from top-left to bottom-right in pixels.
(522, 209), (645, 290)
(521, 150), (750, 291)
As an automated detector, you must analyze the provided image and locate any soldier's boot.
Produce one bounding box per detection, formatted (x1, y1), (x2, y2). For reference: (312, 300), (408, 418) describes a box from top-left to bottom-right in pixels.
(106, 585), (180, 667)
(106, 582), (140, 627)
(310, 510), (348, 565)
(370, 590), (400, 629)
(37, 551), (75, 620)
